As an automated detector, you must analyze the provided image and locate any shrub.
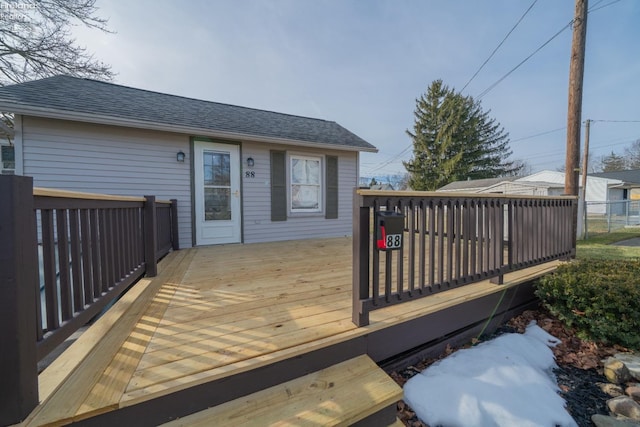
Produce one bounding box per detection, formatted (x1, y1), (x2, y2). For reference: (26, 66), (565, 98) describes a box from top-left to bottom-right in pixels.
(535, 259), (640, 349)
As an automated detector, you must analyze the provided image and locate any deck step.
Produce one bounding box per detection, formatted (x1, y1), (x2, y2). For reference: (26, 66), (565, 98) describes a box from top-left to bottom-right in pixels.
(160, 355), (403, 427)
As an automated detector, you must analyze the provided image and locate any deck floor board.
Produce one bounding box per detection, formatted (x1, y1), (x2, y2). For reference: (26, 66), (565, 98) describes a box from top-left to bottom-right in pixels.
(26, 237), (560, 426)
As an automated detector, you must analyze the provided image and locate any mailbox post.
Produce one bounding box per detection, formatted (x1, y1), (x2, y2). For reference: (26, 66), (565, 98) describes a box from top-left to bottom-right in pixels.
(375, 211), (404, 251)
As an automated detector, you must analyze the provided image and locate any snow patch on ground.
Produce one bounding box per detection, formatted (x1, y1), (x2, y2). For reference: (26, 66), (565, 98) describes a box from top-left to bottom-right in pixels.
(403, 322), (577, 427)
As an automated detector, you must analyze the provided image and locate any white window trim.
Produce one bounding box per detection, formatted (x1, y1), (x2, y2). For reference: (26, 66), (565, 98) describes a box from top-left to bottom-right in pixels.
(288, 153), (324, 214)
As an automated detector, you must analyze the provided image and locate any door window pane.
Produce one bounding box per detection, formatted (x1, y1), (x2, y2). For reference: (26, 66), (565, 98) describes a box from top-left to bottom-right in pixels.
(203, 152), (230, 186)
(204, 188), (231, 221)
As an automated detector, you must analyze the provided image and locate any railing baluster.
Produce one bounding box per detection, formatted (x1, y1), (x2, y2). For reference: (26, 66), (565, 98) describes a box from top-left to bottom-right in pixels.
(446, 200), (454, 286)
(419, 201), (426, 290)
(384, 199), (393, 301)
(114, 208), (122, 281)
(372, 200), (380, 303)
(396, 201), (404, 298)
(80, 209), (94, 305)
(470, 201), (477, 277)
(56, 208), (72, 321)
(42, 209), (59, 331)
(408, 201), (415, 293)
(34, 212), (44, 342)
(478, 201), (484, 275)
(99, 209), (109, 293)
(455, 200), (462, 282)
(484, 201), (491, 273)
(428, 200), (435, 288)
(69, 209), (83, 313)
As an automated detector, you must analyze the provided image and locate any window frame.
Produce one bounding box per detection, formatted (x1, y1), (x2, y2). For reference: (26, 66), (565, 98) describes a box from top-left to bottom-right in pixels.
(288, 153), (324, 214)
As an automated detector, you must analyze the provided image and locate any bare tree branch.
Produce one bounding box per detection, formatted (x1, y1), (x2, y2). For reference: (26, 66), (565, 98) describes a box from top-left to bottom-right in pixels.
(0, 0), (114, 86)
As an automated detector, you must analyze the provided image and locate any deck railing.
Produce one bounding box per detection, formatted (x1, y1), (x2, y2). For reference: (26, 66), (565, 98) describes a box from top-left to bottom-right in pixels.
(0, 175), (179, 425)
(352, 189), (576, 326)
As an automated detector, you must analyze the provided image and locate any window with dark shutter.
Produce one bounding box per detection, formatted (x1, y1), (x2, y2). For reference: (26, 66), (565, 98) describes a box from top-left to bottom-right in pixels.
(325, 155), (338, 219)
(270, 150), (287, 221)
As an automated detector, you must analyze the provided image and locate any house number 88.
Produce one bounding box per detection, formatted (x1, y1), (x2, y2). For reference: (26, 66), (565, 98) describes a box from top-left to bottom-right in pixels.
(386, 234), (401, 249)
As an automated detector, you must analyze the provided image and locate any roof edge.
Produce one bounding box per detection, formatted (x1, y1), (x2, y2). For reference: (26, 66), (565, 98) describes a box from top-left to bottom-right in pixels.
(1, 103), (378, 153)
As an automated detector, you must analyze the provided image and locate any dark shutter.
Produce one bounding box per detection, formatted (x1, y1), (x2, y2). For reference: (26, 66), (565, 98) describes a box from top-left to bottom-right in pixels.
(270, 150), (287, 221)
(325, 155), (338, 219)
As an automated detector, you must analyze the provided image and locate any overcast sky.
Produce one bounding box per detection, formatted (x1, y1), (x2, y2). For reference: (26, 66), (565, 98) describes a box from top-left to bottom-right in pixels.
(72, 0), (640, 178)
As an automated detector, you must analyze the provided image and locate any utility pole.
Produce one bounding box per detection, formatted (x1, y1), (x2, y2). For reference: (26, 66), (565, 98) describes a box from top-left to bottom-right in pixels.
(565, 0), (588, 196)
(565, 0), (588, 250)
(580, 119), (591, 238)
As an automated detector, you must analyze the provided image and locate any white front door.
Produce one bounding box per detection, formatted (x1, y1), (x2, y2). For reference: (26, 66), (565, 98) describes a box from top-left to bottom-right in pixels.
(194, 141), (241, 245)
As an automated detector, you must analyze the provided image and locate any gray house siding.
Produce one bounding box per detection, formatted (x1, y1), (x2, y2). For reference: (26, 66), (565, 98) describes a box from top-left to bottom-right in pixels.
(19, 116), (193, 249)
(17, 116), (358, 248)
(241, 141), (356, 243)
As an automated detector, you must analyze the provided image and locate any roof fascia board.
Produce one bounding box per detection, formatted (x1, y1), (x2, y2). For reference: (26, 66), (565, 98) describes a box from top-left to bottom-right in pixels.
(0, 103), (378, 153)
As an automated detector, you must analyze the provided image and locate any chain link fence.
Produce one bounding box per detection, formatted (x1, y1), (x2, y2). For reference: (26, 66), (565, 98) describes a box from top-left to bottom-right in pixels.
(584, 200), (640, 236)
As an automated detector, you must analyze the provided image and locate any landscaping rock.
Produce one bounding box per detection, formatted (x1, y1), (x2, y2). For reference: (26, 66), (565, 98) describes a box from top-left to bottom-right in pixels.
(591, 414), (640, 427)
(614, 354), (640, 382)
(627, 385), (640, 403)
(599, 382), (626, 398)
(607, 396), (640, 421)
(606, 358), (633, 384)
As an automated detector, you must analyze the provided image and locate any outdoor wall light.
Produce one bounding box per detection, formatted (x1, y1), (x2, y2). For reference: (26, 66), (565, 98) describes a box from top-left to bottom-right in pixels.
(247, 157), (255, 167)
(176, 151), (186, 162)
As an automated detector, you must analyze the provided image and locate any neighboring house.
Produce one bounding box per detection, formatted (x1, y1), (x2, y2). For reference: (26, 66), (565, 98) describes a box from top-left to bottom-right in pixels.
(438, 170), (628, 215)
(517, 170), (625, 214)
(477, 180), (565, 196)
(437, 176), (518, 193)
(590, 169), (640, 201)
(0, 76), (377, 248)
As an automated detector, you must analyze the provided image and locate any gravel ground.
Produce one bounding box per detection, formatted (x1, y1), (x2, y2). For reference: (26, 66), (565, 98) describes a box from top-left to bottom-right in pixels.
(555, 365), (611, 427)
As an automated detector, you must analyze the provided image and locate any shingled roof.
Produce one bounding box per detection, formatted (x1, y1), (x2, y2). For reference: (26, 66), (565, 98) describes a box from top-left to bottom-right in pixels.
(438, 176), (519, 192)
(0, 75), (376, 152)
(591, 169), (640, 185)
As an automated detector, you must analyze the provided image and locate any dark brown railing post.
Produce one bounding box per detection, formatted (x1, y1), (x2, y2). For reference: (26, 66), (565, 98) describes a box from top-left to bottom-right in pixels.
(490, 199), (505, 285)
(352, 188), (370, 326)
(170, 198), (180, 250)
(144, 195), (158, 277)
(0, 175), (39, 425)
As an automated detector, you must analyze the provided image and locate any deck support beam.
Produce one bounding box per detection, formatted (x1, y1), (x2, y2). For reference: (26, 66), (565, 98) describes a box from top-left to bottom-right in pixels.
(0, 175), (39, 425)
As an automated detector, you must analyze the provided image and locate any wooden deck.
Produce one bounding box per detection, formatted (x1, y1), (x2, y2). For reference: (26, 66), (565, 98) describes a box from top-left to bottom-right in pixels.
(21, 237), (561, 426)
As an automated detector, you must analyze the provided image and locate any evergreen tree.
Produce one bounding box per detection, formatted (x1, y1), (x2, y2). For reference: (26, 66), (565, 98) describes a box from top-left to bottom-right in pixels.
(600, 151), (627, 172)
(403, 80), (519, 191)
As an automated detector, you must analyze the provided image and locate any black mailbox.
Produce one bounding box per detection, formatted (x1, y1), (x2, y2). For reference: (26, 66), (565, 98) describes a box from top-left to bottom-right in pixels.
(375, 211), (404, 251)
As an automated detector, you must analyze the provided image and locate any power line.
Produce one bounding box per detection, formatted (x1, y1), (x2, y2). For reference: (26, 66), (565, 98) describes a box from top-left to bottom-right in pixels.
(366, 144), (413, 173)
(475, 0), (625, 100)
(476, 20), (572, 100)
(460, 0), (538, 93)
(587, 0), (607, 10)
(590, 119), (640, 123)
(510, 126), (566, 143)
(588, 0), (623, 13)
